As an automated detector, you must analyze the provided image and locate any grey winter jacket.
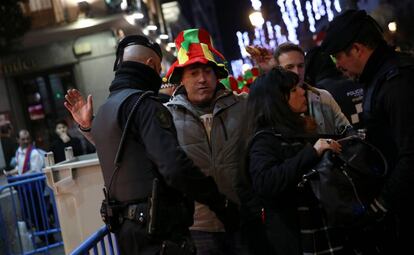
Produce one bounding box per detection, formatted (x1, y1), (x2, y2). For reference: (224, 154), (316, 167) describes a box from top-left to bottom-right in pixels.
(307, 87), (351, 134)
(166, 87), (247, 231)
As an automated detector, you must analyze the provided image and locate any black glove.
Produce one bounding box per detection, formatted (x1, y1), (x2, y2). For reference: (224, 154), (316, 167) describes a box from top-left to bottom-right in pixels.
(210, 196), (240, 233)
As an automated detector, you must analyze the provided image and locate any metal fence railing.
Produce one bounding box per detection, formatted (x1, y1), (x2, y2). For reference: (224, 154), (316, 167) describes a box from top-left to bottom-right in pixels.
(0, 173), (64, 254)
(70, 225), (119, 255)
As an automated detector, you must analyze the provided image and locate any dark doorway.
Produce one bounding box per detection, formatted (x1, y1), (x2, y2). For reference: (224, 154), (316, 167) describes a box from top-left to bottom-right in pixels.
(16, 66), (76, 150)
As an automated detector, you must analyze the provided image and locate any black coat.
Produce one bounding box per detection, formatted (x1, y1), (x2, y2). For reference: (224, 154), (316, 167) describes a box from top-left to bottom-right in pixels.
(358, 44), (414, 252)
(359, 45), (414, 212)
(248, 131), (319, 254)
(49, 136), (83, 163)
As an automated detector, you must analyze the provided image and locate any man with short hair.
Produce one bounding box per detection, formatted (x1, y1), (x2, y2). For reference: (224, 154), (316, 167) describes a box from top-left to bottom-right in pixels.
(322, 9), (414, 254)
(65, 34), (237, 255)
(304, 46), (364, 129)
(5, 129), (43, 176)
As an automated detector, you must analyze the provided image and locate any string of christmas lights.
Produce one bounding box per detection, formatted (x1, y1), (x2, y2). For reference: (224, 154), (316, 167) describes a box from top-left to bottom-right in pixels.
(231, 0), (342, 76)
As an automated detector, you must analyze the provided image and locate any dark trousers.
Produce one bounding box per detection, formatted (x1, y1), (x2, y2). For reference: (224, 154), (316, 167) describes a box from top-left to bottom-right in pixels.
(116, 220), (195, 255)
(116, 220), (161, 255)
(190, 230), (248, 255)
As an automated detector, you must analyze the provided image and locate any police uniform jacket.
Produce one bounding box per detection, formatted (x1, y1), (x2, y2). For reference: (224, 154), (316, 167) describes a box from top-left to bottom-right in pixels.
(359, 43), (414, 212)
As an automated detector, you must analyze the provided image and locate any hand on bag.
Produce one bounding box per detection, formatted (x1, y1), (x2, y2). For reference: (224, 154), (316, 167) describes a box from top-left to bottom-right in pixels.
(64, 89), (94, 130)
(313, 138), (342, 156)
(212, 197), (240, 233)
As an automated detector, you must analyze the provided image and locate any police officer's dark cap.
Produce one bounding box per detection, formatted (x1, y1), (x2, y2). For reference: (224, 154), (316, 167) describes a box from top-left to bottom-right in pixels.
(114, 35), (162, 71)
(322, 10), (381, 54)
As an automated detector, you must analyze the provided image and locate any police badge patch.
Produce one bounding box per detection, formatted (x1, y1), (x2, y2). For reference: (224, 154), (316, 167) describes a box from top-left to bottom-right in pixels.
(155, 108), (172, 129)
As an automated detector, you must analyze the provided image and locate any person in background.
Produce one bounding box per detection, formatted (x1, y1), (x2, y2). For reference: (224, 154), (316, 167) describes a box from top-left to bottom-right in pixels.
(5, 129), (44, 176)
(322, 9), (414, 254)
(0, 123), (18, 171)
(49, 119), (83, 163)
(304, 46), (364, 130)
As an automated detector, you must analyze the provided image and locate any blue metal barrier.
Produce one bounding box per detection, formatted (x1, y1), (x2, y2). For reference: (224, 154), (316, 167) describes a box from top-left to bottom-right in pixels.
(70, 225), (119, 255)
(0, 173), (64, 254)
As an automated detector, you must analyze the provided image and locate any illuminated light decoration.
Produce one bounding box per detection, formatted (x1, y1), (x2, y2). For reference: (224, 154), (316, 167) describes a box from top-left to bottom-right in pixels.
(274, 24), (287, 45)
(306, 1), (316, 32)
(294, 0), (305, 22)
(286, 0), (299, 27)
(232, 0), (343, 76)
(312, 0), (321, 20)
(253, 27), (261, 46)
(231, 59), (244, 78)
(167, 42), (176, 48)
(318, 0), (326, 17)
(242, 63), (253, 74)
(324, 0), (334, 21)
(156, 38), (161, 44)
(334, 0), (341, 12)
(143, 28), (149, 35)
(249, 11), (265, 28)
(277, 0), (299, 44)
(266, 21), (274, 40)
(257, 28), (267, 47)
(250, 0), (262, 11)
(236, 31), (249, 58)
(243, 32), (250, 48)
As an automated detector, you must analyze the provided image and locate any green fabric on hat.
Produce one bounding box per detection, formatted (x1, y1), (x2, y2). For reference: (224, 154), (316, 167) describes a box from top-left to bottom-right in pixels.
(181, 29), (200, 52)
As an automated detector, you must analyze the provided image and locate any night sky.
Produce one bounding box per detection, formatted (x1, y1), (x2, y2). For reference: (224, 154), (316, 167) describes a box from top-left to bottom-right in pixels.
(213, 0), (252, 60)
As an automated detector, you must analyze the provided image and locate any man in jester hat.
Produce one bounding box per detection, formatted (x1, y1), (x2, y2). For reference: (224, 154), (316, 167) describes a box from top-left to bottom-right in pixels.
(165, 28), (269, 254)
(63, 28), (270, 254)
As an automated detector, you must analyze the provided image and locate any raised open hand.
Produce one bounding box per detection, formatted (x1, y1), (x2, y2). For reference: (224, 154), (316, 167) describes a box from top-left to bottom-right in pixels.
(64, 89), (94, 129)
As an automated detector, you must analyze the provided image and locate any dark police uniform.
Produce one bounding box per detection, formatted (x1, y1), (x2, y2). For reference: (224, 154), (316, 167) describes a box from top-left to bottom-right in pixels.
(323, 10), (414, 254)
(91, 36), (230, 255)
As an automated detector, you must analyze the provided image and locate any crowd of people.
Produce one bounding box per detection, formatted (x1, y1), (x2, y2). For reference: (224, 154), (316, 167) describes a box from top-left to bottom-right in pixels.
(1, 8), (412, 255)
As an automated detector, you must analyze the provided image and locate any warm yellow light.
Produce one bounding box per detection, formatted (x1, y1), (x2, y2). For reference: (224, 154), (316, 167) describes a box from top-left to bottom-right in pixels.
(249, 11), (264, 28)
(388, 21), (397, 32)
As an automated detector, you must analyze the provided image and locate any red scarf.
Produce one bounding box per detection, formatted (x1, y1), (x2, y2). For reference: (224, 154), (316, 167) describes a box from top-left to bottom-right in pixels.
(22, 145), (33, 174)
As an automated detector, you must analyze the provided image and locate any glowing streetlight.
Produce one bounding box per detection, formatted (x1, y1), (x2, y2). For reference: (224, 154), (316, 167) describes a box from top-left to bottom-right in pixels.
(249, 11), (264, 28)
(388, 21), (397, 33)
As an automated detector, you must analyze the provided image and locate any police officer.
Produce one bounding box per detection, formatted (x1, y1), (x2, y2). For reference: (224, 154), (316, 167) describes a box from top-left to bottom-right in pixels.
(322, 10), (414, 254)
(304, 46), (364, 130)
(72, 35), (238, 255)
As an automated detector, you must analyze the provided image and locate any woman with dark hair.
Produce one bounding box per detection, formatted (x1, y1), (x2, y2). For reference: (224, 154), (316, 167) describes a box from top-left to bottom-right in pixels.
(246, 68), (349, 254)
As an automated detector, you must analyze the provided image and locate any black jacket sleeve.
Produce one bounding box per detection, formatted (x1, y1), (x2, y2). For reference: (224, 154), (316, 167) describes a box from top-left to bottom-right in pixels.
(120, 96), (225, 207)
(379, 73), (414, 211)
(249, 133), (319, 199)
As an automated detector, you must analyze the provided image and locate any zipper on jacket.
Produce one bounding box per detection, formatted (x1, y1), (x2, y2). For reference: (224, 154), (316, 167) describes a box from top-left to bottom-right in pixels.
(341, 167), (365, 211)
